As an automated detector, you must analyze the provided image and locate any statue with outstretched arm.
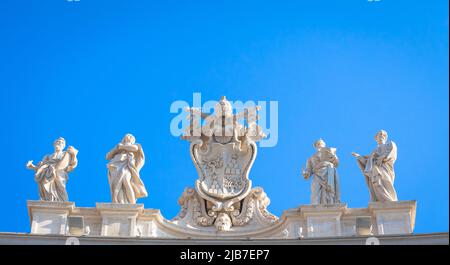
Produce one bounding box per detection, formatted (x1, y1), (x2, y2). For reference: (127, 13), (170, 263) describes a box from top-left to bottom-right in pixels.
(352, 130), (398, 202)
(26, 137), (78, 202)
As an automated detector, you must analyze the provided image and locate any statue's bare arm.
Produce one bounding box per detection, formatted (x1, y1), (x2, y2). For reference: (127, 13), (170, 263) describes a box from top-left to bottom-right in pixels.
(26, 160), (36, 170)
(26, 155), (48, 170)
(332, 155), (339, 167)
(302, 159), (313, 179)
(118, 143), (139, 152)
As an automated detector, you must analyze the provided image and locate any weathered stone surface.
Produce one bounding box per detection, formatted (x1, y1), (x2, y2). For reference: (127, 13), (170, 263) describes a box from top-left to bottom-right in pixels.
(352, 130), (399, 202)
(2, 232), (447, 245)
(180, 96), (275, 231)
(27, 200), (417, 239)
(106, 134), (147, 204)
(26, 137), (78, 202)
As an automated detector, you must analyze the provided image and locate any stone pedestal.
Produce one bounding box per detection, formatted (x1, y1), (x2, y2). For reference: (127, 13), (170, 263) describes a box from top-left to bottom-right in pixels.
(300, 204), (347, 238)
(27, 200), (74, 235)
(26, 200), (417, 239)
(369, 200), (416, 235)
(96, 203), (143, 237)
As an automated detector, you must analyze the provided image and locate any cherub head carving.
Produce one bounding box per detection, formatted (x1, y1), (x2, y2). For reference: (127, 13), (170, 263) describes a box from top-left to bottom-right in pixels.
(215, 213), (232, 231)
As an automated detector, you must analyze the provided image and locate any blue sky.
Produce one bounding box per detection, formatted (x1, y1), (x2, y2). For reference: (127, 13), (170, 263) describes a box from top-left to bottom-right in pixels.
(0, 0), (448, 234)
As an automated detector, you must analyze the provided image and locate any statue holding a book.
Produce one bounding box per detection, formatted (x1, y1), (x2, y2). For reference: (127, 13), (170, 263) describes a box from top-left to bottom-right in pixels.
(302, 139), (340, 205)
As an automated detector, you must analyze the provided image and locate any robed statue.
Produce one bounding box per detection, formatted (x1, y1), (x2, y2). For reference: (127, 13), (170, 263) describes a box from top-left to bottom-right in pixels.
(106, 134), (147, 204)
(26, 137), (78, 202)
(302, 139), (340, 205)
(352, 130), (398, 202)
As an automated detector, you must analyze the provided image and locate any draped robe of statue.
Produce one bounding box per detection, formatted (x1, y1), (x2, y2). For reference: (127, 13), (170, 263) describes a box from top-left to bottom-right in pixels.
(34, 150), (77, 202)
(106, 144), (147, 204)
(356, 140), (398, 202)
(304, 148), (340, 205)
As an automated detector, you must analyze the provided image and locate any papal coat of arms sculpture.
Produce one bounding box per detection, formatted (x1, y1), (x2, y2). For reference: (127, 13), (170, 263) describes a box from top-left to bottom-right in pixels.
(172, 96), (278, 231)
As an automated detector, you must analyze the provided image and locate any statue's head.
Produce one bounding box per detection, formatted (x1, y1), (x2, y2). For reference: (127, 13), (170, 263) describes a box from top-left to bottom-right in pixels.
(215, 213), (232, 231)
(313, 138), (326, 150)
(214, 96), (233, 118)
(121, 134), (136, 145)
(53, 137), (66, 152)
(375, 130), (388, 145)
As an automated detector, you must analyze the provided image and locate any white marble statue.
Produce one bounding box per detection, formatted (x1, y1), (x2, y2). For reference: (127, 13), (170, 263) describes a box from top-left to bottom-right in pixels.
(26, 137), (78, 202)
(106, 134), (147, 204)
(352, 130), (398, 202)
(302, 139), (340, 205)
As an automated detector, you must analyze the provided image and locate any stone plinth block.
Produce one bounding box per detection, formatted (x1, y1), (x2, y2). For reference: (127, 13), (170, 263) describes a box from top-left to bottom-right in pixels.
(369, 200), (416, 235)
(27, 200), (74, 235)
(299, 203), (347, 238)
(96, 203), (144, 237)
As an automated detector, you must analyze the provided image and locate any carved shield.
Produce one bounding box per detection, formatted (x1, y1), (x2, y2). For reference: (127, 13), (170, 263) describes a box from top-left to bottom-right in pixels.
(191, 139), (256, 205)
